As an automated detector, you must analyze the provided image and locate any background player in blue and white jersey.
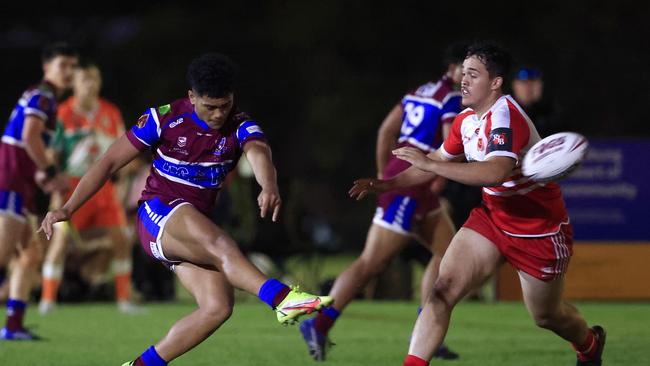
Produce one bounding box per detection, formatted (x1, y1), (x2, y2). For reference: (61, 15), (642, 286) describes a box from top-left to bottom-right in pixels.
(40, 53), (331, 366)
(0, 42), (78, 340)
(299, 43), (467, 361)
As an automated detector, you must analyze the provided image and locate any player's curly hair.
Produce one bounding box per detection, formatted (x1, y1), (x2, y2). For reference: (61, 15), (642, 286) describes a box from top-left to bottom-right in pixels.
(466, 42), (512, 82)
(41, 42), (78, 64)
(187, 53), (238, 98)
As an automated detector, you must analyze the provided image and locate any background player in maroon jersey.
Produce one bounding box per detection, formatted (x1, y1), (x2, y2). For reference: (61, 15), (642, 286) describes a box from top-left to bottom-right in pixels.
(350, 43), (605, 366)
(39, 53), (331, 366)
(299, 43), (467, 361)
(0, 42), (78, 340)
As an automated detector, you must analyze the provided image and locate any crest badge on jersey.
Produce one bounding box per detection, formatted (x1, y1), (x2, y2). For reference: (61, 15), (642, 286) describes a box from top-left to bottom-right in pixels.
(136, 114), (149, 128)
(214, 137), (227, 156)
(477, 137), (485, 151)
(177, 136), (187, 147)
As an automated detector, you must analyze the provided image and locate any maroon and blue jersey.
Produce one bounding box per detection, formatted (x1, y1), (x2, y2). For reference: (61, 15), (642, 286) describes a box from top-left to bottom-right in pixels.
(397, 75), (461, 152)
(0, 81), (58, 213)
(126, 98), (265, 215)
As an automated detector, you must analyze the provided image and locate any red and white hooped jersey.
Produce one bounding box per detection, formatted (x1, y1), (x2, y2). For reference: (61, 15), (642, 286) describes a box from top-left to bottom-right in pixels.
(439, 95), (569, 237)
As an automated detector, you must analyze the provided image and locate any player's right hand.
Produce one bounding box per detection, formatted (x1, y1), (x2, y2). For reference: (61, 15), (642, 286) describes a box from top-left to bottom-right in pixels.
(348, 178), (388, 200)
(38, 208), (71, 240)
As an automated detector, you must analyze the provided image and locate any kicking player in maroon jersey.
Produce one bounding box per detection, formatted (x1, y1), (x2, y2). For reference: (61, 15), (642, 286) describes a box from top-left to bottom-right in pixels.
(40, 53), (332, 366)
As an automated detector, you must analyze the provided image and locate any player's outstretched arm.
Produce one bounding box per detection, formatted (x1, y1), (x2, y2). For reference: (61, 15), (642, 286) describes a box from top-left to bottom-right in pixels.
(395, 146), (516, 187)
(349, 149), (444, 200)
(39, 134), (140, 239)
(244, 140), (281, 222)
(376, 104), (403, 178)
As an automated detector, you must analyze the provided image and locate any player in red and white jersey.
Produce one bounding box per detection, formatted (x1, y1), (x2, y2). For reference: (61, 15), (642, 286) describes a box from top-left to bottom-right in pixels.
(350, 43), (605, 366)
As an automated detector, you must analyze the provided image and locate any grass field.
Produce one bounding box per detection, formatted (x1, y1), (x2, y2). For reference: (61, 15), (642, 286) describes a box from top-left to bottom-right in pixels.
(1, 299), (648, 365)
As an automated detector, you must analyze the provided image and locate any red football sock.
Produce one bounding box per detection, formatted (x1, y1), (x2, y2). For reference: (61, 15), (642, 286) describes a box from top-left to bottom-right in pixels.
(403, 354), (429, 366)
(572, 329), (597, 361)
(272, 286), (291, 308)
(5, 299), (26, 332)
(314, 310), (335, 335)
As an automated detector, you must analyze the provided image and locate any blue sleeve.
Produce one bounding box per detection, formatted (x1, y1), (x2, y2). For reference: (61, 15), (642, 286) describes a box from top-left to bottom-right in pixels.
(24, 93), (52, 121)
(441, 93), (462, 123)
(235, 120), (265, 149)
(128, 108), (161, 148)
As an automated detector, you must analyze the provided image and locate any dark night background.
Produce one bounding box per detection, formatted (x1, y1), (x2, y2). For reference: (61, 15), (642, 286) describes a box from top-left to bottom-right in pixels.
(1, 1), (647, 251)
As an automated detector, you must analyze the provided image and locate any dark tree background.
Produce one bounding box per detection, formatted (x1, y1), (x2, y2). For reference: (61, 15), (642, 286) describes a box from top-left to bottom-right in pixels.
(1, 1), (647, 250)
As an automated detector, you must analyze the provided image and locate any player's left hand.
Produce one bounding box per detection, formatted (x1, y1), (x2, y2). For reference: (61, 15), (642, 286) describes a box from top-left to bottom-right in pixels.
(258, 188), (282, 222)
(392, 147), (432, 171)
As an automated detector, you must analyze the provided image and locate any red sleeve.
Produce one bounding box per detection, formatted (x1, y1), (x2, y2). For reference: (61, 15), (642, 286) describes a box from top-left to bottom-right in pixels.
(440, 113), (466, 159)
(485, 100), (530, 160)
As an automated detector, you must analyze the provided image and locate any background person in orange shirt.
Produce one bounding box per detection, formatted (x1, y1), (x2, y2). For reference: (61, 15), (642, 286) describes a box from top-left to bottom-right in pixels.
(39, 62), (138, 314)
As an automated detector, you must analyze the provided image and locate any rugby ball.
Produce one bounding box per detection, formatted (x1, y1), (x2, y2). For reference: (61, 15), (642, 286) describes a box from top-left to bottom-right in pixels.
(522, 132), (588, 183)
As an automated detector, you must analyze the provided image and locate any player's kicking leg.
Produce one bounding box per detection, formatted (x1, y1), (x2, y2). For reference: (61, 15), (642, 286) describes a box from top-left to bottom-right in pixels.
(404, 228), (503, 366)
(519, 272), (606, 365)
(122, 262), (234, 365)
(142, 200), (331, 324)
(416, 209), (459, 360)
(300, 224), (410, 360)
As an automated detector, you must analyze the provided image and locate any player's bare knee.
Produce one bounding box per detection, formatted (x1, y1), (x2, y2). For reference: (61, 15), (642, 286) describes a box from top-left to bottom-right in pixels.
(430, 276), (458, 306)
(205, 236), (239, 263)
(200, 300), (233, 325)
(532, 310), (561, 330)
(18, 251), (42, 268)
(356, 256), (386, 278)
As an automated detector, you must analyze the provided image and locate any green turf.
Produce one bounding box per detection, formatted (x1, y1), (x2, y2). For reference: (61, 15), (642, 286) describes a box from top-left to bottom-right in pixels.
(1, 300), (648, 365)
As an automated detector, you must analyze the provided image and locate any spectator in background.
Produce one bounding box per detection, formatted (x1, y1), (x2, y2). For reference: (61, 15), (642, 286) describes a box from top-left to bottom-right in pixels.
(511, 67), (564, 137)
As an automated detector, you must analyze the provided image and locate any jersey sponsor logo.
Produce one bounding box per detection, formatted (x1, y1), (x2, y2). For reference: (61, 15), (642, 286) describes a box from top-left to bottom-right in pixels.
(214, 137), (227, 156)
(161, 161), (190, 177)
(158, 104), (171, 115)
(492, 132), (508, 146)
(149, 241), (162, 261)
(169, 117), (184, 128)
(246, 125), (262, 134)
(136, 114), (149, 128)
(177, 136), (187, 147)
(487, 127), (513, 152)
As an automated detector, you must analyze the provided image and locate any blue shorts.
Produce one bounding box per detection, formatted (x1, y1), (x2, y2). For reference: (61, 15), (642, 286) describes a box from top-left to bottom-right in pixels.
(136, 197), (190, 269)
(0, 190), (27, 221)
(373, 195), (441, 235)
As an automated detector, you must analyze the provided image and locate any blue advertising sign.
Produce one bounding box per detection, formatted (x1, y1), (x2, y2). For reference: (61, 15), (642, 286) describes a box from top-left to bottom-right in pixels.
(560, 139), (650, 241)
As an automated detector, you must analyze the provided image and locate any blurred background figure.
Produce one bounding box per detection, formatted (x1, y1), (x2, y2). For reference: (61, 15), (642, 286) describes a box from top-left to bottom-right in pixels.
(39, 62), (140, 314)
(511, 67), (564, 137)
(0, 42), (77, 340)
(299, 42), (468, 361)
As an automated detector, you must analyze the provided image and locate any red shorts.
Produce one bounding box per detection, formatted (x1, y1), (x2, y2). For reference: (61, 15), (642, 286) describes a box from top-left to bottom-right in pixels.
(67, 177), (126, 231)
(463, 205), (573, 281)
